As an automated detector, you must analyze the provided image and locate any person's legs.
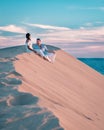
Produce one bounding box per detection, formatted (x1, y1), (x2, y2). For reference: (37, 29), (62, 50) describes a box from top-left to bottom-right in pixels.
(33, 49), (52, 62)
(31, 46), (56, 63)
(47, 52), (56, 63)
(44, 55), (52, 62)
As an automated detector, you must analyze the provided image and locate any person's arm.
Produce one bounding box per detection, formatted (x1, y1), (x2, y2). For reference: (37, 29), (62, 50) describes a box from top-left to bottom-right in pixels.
(28, 41), (33, 50)
(27, 45), (33, 51)
(27, 45), (37, 53)
(27, 41), (37, 53)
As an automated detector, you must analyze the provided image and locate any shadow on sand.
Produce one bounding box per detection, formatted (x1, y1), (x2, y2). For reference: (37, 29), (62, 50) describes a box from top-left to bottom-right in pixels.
(0, 45), (63, 130)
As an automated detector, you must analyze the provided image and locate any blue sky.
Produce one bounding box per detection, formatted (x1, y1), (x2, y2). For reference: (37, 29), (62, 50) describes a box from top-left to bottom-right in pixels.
(0, 0), (104, 57)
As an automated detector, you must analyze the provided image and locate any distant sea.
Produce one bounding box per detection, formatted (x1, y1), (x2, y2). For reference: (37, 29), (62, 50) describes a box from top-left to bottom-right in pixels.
(78, 58), (104, 75)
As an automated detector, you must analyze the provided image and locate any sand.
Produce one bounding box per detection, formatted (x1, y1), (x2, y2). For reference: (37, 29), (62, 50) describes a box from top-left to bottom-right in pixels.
(0, 45), (63, 130)
(0, 45), (104, 130)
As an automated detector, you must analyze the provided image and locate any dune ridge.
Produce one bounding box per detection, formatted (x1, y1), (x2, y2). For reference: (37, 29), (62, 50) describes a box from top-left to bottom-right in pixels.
(12, 45), (104, 130)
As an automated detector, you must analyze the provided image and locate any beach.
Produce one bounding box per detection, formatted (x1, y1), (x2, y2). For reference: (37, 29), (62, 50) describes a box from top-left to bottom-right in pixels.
(0, 45), (104, 130)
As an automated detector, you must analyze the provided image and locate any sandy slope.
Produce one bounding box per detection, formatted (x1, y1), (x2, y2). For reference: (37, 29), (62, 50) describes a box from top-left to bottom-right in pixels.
(0, 46), (63, 130)
(13, 46), (104, 130)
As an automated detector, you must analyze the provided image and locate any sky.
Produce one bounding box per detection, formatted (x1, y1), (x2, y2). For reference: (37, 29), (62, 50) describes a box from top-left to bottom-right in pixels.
(0, 0), (104, 57)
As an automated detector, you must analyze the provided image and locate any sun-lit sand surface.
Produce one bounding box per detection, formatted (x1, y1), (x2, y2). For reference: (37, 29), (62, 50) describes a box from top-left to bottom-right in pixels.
(0, 45), (104, 130)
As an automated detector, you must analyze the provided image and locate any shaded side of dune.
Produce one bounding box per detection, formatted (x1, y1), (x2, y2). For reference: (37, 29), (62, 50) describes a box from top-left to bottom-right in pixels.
(0, 45), (63, 130)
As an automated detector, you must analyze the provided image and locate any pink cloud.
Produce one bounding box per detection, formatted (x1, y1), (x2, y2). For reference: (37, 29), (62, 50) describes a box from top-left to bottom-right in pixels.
(0, 23), (104, 57)
(0, 25), (26, 33)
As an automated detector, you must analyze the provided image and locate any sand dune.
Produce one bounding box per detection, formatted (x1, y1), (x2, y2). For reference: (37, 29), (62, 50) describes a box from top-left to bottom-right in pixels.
(0, 46), (104, 130)
(13, 45), (104, 130)
(0, 46), (63, 130)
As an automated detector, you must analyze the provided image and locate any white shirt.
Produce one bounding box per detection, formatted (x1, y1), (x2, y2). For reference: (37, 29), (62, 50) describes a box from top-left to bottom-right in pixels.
(25, 40), (33, 50)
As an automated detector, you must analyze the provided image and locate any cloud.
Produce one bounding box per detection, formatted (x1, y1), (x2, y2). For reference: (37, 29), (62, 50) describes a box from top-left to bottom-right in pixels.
(0, 36), (7, 40)
(99, 7), (104, 11)
(0, 23), (104, 57)
(0, 25), (26, 33)
(1, 24), (104, 44)
(0, 35), (25, 48)
(35, 26), (104, 43)
(62, 43), (104, 58)
(87, 7), (104, 11)
(85, 45), (104, 51)
(95, 21), (104, 24)
(83, 21), (104, 28)
(24, 23), (71, 31)
(67, 6), (104, 11)
(84, 23), (93, 27)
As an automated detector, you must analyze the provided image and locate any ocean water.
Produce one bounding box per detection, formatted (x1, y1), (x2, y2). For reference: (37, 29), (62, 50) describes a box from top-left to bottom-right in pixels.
(78, 58), (104, 75)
